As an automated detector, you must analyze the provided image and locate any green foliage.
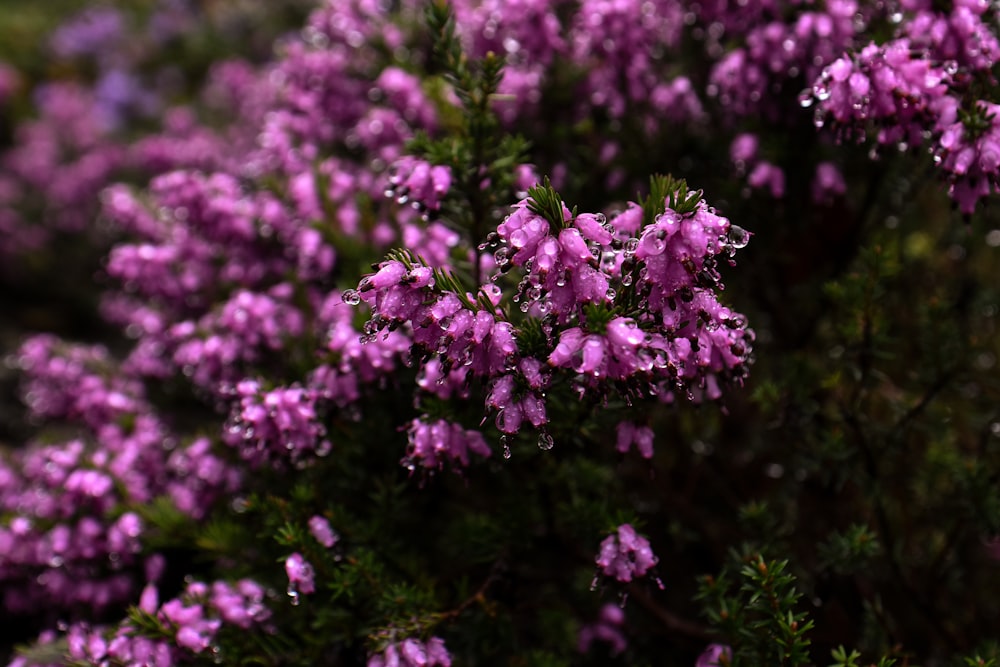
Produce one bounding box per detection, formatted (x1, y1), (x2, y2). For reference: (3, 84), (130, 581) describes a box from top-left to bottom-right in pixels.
(697, 552), (815, 666)
(818, 524), (881, 575)
(829, 645), (896, 667)
(640, 174), (703, 227)
(527, 179), (570, 232)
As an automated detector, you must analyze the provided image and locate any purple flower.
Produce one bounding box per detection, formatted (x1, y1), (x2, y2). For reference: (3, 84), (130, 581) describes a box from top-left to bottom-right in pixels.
(211, 580), (270, 629)
(596, 524), (659, 584)
(285, 552), (316, 596)
(696, 643), (732, 667)
(578, 603), (627, 655)
(224, 381), (330, 465)
(308, 516), (339, 548)
(49, 7), (124, 60)
(810, 39), (951, 148)
(403, 418), (492, 471)
(747, 161), (785, 198)
(368, 637), (452, 667)
(730, 133), (759, 171)
(386, 157), (452, 214)
(811, 162), (847, 204)
(616, 422), (655, 458)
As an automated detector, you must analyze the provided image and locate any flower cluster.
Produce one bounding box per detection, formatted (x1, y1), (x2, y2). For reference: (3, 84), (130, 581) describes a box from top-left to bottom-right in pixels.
(1, 335), (240, 618)
(803, 1), (1000, 213)
(594, 523), (660, 585)
(616, 421), (655, 459)
(403, 418), (492, 471)
(709, 0), (857, 119)
(223, 380), (331, 466)
(42, 579), (271, 667)
(4, 0), (1000, 664)
(0, 2), (280, 262)
(367, 637), (452, 667)
(933, 99), (1000, 213)
(386, 156), (453, 215)
(351, 179), (753, 458)
(809, 40), (953, 147)
(577, 603), (627, 656)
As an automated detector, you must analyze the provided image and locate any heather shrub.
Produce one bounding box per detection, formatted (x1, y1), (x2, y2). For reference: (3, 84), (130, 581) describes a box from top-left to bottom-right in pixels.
(1, 1), (1000, 666)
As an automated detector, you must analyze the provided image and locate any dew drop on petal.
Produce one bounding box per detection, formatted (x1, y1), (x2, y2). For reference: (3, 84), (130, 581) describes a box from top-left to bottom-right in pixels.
(728, 225), (750, 249)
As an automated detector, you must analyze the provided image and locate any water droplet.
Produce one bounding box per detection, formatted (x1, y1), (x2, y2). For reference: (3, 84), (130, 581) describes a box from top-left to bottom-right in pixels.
(537, 433), (554, 450)
(797, 88), (814, 108)
(622, 274), (633, 286)
(624, 238), (639, 254)
(606, 288), (617, 300)
(342, 289), (361, 306)
(728, 225), (750, 249)
(287, 585), (300, 606)
(590, 576), (599, 591)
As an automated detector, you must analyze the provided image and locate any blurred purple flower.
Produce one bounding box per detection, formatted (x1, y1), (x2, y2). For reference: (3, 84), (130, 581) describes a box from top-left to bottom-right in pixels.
(50, 7), (125, 60)
(696, 643), (732, 667)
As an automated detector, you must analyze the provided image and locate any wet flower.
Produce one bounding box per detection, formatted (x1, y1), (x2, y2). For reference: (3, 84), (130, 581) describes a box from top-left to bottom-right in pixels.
(285, 552), (315, 597)
(696, 643), (732, 667)
(595, 524), (659, 584)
